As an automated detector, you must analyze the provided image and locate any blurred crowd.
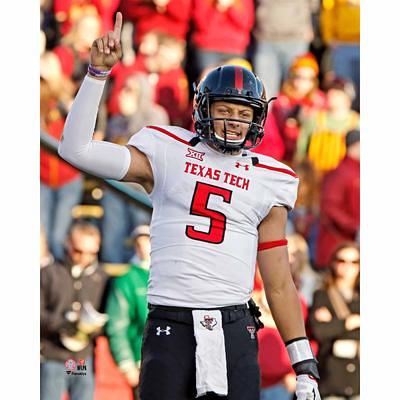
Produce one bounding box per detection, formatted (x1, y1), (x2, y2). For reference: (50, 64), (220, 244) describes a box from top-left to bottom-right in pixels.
(40, 1), (360, 400)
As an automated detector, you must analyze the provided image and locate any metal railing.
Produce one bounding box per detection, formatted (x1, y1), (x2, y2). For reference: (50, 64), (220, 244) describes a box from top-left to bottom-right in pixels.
(40, 130), (152, 211)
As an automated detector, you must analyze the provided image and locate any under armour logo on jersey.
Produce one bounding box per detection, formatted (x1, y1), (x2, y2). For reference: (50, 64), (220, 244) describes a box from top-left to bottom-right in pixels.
(200, 315), (217, 331)
(186, 148), (205, 161)
(246, 325), (256, 339)
(235, 162), (249, 170)
(156, 326), (171, 336)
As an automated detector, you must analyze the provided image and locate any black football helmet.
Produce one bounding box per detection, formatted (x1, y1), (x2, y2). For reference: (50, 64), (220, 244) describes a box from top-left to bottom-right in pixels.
(193, 65), (275, 152)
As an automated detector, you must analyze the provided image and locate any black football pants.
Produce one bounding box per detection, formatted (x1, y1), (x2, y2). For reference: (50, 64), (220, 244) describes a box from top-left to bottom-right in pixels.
(139, 305), (261, 400)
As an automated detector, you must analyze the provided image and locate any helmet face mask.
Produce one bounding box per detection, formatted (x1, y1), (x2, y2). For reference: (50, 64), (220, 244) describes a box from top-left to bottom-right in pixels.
(193, 65), (273, 153)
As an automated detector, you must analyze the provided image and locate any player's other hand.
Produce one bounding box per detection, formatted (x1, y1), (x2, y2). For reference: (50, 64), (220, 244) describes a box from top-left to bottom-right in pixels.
(294, 374), (321, 400)
(90, 12), (123, 70)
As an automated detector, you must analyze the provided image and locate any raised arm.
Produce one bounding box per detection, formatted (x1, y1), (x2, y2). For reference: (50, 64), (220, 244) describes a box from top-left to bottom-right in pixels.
(257, 206), (321, 399)
(58, 12), (153, 192)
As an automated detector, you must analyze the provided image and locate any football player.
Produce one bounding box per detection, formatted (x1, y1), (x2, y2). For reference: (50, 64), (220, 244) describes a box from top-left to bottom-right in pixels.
(58, 12), (321, 400)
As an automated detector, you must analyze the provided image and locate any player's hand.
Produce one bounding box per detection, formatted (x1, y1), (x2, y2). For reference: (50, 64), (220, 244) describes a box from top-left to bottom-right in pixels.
(314, 306), (332, 322)
(294, 375), (321, 400)
(345, 314), (360, 330)
(90, 12), (123, 71)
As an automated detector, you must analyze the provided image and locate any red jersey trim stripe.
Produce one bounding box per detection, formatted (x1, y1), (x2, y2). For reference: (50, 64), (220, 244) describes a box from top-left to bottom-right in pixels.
(254, 163), (298, 178)
(258, 239), (288, 251)
(234, 67), (244, 90)
(146, 125), (192, 146)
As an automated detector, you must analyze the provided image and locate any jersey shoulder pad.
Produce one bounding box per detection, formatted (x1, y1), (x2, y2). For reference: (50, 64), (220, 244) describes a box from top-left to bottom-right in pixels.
(248, 152), (298, 180)
(145, 125), (196, 146)
(248, 152), (299, 210)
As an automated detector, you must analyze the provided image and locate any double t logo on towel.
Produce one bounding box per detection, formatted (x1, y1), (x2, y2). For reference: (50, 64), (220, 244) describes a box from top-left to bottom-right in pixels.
(247, 325), (256, 339)
(200, 315), (217, 331)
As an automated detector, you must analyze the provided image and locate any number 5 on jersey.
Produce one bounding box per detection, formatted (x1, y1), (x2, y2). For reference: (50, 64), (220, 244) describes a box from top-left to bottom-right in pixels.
(185, 182), (232, 244)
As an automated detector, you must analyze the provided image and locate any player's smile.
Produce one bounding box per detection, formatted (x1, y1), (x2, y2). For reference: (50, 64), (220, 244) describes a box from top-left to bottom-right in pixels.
(225, 130), (242, 139)
(210, 101), (253, 145)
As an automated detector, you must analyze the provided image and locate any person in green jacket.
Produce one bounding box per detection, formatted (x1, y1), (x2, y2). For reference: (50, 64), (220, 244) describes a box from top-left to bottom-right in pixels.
(105, 224), (151, 398)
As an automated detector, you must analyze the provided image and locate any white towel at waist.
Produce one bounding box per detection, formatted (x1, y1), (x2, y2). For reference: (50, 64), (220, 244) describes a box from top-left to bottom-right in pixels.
(192, 310), (228, 397)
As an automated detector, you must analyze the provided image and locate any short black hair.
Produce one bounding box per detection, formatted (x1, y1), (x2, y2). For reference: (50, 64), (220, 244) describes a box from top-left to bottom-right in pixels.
(345, 129), (360, 148)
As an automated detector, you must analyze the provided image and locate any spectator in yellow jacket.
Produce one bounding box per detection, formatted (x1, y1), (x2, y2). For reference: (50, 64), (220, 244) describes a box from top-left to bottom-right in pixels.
(295, 78), (359, 177)
(320, 0), (360, 110)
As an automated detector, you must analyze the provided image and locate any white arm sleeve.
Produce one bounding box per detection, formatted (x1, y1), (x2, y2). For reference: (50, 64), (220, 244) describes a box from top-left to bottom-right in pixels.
(58, 75), (131, 180)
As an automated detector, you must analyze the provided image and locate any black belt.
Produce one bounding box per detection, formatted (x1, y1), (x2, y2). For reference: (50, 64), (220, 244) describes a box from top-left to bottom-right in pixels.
(148, 303), (249, 312)
(148, 302), (250, 325)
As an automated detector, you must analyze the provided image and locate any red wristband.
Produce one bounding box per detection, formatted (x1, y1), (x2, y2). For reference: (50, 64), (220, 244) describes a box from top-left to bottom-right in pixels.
(258, 239), (288, 251)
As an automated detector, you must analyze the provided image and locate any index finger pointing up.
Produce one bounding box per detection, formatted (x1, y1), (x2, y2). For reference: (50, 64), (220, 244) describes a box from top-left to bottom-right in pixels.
(113, 12), (123, 41)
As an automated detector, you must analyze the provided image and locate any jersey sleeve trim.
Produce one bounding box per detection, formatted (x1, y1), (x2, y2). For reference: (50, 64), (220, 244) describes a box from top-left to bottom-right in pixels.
(146, 125), (193, 146)
(254, 162), (298, 179)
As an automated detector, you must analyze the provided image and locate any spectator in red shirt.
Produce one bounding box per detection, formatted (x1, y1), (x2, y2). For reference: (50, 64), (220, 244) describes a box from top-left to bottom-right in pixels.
(53, 0), (121, 36)
(53, 11), (101, 84)
(152, 33), (190, 127)
(315, 130), (360, 269)
(119, 0), (191, 48)
(107, 31), (190, 127)
(271, 53), (326, 164)
(40, 51), (83, 262)
(190, 0), (255, 78)
(53, 11), (108, 138)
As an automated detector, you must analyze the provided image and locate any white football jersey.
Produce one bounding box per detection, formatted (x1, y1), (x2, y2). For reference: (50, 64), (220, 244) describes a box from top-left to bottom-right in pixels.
(128, 125), (299, 307)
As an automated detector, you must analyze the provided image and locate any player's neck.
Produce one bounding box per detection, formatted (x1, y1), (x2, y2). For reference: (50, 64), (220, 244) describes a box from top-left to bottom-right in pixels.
(206, 142), (243, 156)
